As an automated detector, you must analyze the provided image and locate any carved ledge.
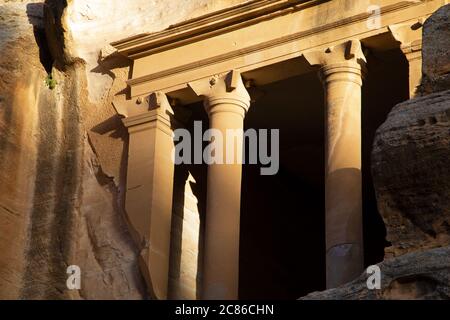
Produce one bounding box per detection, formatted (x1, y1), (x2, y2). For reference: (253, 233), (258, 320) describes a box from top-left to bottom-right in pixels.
(113, 92), (175, 132)
(303, 40), (367, 68)
(188, 70), (251, 116)
(389, 19), (425, 56)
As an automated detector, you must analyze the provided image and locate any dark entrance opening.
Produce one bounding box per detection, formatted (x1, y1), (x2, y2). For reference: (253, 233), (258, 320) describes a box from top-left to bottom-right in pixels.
(361, 45), (410, 266)
(240, 72), (326, 299)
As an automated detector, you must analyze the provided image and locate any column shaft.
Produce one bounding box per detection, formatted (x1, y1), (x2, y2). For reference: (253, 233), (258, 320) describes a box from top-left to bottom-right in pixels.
(203, 102), (246, 300)
(189, 71), (250, 300)
(403, 47), (422, 98)
(321, 62), (364, 289)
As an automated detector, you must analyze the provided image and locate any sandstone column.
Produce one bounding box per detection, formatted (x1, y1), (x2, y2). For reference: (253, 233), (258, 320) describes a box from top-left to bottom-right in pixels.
(189, 71), (251, 299)
(305, 40), (366, 289)
(113, 92), (175, 300)
(389, 20), (424, 98)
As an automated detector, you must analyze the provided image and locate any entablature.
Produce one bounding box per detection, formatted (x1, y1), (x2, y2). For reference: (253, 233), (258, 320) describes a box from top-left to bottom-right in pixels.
(112, 0), (446, 104)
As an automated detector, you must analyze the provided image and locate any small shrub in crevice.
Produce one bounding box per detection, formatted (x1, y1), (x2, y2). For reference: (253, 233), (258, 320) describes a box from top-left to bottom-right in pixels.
(44, 74), (57, 90)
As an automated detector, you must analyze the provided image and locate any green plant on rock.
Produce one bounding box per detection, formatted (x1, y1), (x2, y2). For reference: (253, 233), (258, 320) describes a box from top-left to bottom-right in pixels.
(45, 73), (57, 90)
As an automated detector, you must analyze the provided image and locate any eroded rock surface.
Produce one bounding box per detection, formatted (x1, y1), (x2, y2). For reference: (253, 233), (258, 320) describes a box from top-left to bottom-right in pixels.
(420, 4), (450, 95)
(302, 246), (450, 300)
(371, 5), (450, 259)
(372, 90), (450, 258)
(0, 0), (145, 299)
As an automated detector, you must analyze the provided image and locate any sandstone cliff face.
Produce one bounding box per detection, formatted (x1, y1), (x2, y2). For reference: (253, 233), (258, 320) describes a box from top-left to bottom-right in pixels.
(421, 4), (450, 95)
(0, 1), (41, 299)
(303, 4), (450, 300)
(0, 0), (248, 300)
(0, 0), (145, 299)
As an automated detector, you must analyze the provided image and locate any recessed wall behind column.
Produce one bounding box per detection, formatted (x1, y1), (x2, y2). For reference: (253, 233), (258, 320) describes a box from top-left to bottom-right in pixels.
(168, 103), (208, 300)
(361, 47), (410, 266)
(240, 72), (326, 299)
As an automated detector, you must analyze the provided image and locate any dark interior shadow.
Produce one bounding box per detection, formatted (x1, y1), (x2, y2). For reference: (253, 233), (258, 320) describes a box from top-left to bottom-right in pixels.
(362, 47), (409, 266)
(240, 72), (326, 299)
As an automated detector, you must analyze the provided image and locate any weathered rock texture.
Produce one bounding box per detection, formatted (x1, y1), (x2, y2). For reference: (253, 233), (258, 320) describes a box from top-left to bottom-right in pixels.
(302, 246), (450, 299)
(301, 4), (450, 300)
(372, 90), (450, 258)
(372, 4), (450, 259)
(420, 4), (450, 95)
(0, 0), (145, 299)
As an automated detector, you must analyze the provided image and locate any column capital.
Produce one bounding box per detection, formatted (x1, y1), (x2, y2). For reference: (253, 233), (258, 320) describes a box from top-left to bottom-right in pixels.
(304, 39), (367, 69)
(389, 19), (424, 58)
(389, 19), (424, 98)
(113, 91), (174, 131)
(188, 70), (251, 118)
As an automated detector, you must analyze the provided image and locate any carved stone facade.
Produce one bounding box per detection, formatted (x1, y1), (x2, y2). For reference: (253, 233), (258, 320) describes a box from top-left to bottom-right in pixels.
(1, 0), (449, 300)
(111, 0), (448, 299)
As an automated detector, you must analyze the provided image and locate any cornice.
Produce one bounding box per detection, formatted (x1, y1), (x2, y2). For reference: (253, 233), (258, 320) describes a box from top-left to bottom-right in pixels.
(125, 1), (424, 89)
(111, 0), (327, 59)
